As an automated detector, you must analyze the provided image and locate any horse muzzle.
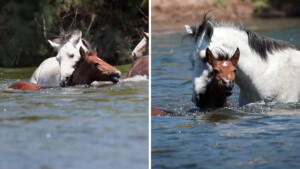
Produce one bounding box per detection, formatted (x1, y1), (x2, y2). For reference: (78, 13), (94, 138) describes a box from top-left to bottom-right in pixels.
(108, 71), (121, 84)
(59, 76), (72, 87)
(220, 84), (234, 96)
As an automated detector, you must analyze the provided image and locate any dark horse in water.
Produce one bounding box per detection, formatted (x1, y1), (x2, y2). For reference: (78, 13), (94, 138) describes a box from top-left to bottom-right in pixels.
(9, 47), (121, 91)
(127, 32), (149, 77)
(151, 47), (240, 116)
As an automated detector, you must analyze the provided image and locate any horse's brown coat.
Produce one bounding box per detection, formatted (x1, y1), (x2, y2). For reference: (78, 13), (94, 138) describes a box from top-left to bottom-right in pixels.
(127, 55), (149, 77)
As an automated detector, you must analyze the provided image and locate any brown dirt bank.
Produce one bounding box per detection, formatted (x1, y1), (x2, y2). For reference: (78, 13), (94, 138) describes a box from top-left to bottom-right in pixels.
(152, 0), (254, 25)
(151, 0), (300, 26)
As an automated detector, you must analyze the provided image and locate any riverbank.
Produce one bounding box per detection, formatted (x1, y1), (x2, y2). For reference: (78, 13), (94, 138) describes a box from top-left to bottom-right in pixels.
(151, 0), (300, 25)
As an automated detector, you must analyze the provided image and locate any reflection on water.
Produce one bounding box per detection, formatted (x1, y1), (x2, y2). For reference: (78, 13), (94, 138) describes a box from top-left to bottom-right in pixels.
(152, 19), (300, 169)
(0, 65), (148, 169)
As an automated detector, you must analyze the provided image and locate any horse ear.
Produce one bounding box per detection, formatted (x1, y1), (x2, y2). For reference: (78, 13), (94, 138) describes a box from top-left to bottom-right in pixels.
(92, 49), (97, 57)
(185, 25), (194, 34)
(206, 21), (214, 40)
(230, 48), (240, 66)
(79, 47), (86, 59)
(206, 48), (215, 65)
(48, 40), (60, 51)
(143, 32), (149, 40)
(71, 31), (82, 46)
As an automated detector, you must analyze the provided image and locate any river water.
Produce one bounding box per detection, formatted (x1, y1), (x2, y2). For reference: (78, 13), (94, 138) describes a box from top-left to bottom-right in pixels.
(152, 19), (300, 169)
(0, 65), (148, 169)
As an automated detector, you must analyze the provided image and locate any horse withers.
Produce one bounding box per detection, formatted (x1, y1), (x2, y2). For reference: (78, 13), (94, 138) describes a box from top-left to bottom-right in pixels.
(9, 47), (121, 91)
(128, 32), (149, 78)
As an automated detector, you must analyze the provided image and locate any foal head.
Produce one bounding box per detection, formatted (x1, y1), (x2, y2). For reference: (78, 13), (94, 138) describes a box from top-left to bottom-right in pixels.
(70, 47), (121, 85)
(193, 48), (240, 108)
(206, 47), (239, 97)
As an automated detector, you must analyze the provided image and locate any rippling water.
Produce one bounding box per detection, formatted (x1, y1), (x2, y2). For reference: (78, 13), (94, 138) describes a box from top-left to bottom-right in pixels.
(152, 19), (300, 169)
(0, 65), (148, 169)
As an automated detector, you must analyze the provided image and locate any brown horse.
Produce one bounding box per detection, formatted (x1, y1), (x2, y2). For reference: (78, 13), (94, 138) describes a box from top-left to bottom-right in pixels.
(128, 32), (149, 77)
(151, 47), (240, 116)
(9, 47), (121, 91)
(127, 55), (149, 77)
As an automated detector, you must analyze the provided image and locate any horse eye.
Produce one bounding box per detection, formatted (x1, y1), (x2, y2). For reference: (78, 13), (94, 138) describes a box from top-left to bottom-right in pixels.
(94, 63), (99, 67)
(69, 54), (74, 58)
(213, 69), (219, 74)
(233, 69), (237, 73)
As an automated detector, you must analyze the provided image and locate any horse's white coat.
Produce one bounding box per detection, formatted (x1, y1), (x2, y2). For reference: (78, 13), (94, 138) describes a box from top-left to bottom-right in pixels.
(132, 37), (147, 58)
(30, 31), (88, 86)
(186, 24), (300, 106)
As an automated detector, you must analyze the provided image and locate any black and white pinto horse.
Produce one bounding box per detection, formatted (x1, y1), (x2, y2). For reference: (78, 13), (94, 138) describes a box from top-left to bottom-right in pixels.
(185, 16), (300, 107)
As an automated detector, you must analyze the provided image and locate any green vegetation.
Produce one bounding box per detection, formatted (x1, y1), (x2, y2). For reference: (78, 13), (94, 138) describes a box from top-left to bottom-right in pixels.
(251, 0), (286, 9)
(215, 0), (225, 6)
(0, 0), (148, 67)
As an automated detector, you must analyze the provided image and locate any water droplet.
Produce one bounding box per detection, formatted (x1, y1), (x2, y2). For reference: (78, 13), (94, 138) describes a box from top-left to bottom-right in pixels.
(46, 133), (52, 138)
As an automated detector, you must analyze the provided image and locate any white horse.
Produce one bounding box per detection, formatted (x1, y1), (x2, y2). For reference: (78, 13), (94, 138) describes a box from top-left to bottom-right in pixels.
(30, 30), (89, 86)
(131, 32), (149, 62)
(185, 16), (300, 107)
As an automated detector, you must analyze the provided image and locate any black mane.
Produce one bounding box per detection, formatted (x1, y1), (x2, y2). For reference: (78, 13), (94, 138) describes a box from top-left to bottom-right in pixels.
(245, 29), (295, 60)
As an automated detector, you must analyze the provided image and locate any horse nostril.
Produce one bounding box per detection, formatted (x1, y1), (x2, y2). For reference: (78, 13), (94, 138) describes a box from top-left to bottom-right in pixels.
(221, 79), (227, 85)
(114, 71), (121, 78)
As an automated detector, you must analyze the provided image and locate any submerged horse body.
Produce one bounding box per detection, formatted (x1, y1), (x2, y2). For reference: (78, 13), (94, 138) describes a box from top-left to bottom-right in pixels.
(128, 32), (149, 77)
(30, 30), (90, 87)
(10, 47), (121, 91)
(185, 15), (300, 106)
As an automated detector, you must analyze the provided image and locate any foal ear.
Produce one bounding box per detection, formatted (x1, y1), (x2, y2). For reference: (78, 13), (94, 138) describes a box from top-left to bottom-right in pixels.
(230, 48), (240, 66)
(79, 47), (86, 59)
(206, 48), (215, 65)
(48, 40), (60, 52)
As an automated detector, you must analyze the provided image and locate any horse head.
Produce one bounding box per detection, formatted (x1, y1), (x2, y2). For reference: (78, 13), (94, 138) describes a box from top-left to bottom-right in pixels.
(70, 47), (121, 85)
(48, 30), (89, 87)
(185, 15), (240, 107)
(206, 47), (239, 97)
(132, 32), (149, 61)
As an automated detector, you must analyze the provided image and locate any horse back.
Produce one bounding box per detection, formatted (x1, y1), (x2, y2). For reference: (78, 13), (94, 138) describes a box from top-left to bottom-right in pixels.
(9, 81), (42, 91)
(127, 55), (149, 77)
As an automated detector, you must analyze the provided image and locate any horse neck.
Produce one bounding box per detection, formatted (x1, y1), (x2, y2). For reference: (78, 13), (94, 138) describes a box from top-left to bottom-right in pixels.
(205, 78), (227, 108)
(71, 61), (93, 85)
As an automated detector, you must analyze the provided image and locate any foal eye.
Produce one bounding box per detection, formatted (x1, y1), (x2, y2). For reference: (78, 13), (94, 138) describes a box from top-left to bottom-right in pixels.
(69, 54), (74, 58)
(213, 69), (219, 74)
(233, 69), (237, 73)
(94, 63), (99, 67)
